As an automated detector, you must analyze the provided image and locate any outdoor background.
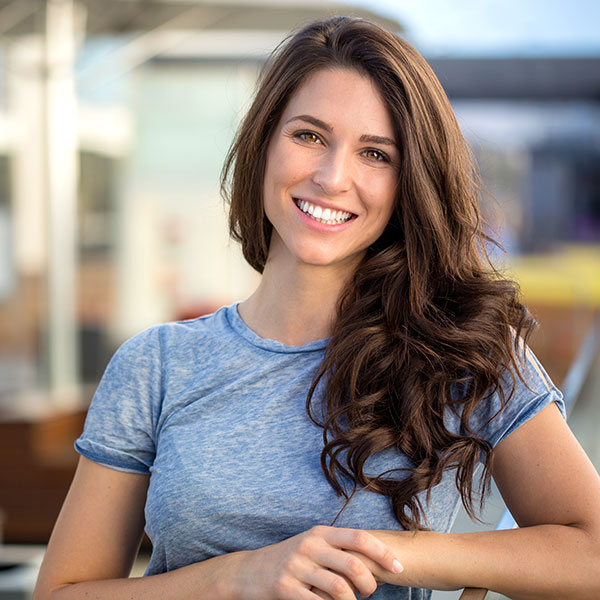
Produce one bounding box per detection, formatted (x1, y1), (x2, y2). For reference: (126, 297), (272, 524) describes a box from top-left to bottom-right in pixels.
(0, 1), (598, 598)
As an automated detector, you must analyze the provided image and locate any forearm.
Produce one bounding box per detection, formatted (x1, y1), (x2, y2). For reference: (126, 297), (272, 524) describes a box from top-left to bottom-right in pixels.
(38, 551), (245, 600)
(369, 525), (600, 599)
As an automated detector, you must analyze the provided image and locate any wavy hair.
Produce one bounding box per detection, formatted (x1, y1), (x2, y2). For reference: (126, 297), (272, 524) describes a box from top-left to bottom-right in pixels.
(221, 16), (535, 529)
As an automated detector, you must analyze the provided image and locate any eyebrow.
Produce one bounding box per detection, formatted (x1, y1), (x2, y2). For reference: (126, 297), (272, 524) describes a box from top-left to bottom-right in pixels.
(359, 134), (397, 147)
(285, 114), (397, 148)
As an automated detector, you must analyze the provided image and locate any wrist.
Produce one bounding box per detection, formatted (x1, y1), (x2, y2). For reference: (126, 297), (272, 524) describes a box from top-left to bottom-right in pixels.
(366, 530), (413, 585)
(219, 550), (252, 600)
(188, 549), (250, 600)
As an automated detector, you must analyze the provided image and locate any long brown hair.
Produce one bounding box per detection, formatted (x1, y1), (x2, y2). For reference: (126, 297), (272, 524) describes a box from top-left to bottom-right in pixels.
(221, 16), (535, 529)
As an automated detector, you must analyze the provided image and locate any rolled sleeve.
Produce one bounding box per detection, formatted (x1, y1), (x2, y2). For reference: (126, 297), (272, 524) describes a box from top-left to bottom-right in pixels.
(75, 326), (163, 473)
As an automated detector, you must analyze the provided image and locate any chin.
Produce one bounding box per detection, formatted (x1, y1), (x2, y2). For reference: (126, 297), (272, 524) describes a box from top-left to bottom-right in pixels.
(296, 251), (358, 270)
(297, 256), (337, 268)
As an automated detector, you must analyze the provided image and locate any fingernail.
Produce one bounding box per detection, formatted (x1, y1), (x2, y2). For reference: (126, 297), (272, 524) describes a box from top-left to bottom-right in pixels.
(392, 559), (404, 573)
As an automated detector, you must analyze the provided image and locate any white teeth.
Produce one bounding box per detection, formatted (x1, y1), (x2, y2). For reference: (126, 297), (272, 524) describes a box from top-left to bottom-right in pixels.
(294, 199), (353, 225)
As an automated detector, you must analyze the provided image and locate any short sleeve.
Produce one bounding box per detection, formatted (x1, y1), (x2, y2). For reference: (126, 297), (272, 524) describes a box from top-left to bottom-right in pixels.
(446, 346), (566, 450)
(75, 326), (163, 474)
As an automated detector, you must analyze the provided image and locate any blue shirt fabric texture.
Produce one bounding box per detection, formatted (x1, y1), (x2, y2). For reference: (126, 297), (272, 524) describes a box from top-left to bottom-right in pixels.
(75, 303), (565, 599)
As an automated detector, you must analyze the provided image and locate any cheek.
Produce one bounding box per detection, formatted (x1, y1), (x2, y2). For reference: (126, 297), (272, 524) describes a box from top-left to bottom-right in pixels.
(262, 150), (281, 209)
(270, 137), (314, 181)
(371, 176), (397, 216)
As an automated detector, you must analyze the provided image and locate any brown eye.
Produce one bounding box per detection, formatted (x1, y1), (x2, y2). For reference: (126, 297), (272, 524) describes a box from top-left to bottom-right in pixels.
(364, 149), (388, 162)
(296, 131), (321, 144)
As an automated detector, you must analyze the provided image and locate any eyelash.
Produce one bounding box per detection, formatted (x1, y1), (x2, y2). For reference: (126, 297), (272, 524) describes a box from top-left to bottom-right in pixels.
(293, 130), (391, 163)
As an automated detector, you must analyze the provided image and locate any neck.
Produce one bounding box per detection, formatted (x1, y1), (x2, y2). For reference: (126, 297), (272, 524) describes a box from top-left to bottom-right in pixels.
(238, 258), (356, 346)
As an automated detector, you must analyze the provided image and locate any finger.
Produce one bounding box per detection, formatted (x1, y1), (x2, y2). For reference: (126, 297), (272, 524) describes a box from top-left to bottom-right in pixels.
(319, 526), (403, 574)
(313, 550), (377, 598)
(279, 583), (335, 600)
(302, 568), (357, 600)
(310, 586), (334, 599)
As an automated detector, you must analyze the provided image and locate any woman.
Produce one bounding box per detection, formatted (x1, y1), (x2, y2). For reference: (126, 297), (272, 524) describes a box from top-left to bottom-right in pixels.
(34, 16), (600, 600)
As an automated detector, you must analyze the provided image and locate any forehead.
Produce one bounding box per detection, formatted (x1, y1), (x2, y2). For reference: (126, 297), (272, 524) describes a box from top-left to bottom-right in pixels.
(280, 68), (396, 138)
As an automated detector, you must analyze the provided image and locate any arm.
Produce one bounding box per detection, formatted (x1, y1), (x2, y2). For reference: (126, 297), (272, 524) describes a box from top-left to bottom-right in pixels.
(356, 403), (600, 599)
(34, 457), (401, 600)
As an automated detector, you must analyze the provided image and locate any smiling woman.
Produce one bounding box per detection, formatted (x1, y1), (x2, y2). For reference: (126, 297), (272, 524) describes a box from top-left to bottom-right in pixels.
(262, 68), (398, 272)
(34, 16), (600, 600)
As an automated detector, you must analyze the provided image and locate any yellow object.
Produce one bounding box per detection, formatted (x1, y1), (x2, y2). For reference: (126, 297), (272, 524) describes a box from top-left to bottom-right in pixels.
(505, 245), (600, 307)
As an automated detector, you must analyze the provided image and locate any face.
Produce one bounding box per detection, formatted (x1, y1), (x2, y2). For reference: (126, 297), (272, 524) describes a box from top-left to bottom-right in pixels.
(262, 67), (399, 273)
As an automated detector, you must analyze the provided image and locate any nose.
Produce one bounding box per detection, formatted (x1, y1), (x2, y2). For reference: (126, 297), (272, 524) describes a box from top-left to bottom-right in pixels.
(311, 146), (352, 195)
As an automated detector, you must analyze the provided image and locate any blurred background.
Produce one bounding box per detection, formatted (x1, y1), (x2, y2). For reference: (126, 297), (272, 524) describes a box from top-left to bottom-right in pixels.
(0, 0), (598, 597)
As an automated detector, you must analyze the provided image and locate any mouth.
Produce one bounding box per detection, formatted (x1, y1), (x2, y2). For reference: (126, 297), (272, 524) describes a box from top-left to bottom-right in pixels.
(294, 198), (355, 225)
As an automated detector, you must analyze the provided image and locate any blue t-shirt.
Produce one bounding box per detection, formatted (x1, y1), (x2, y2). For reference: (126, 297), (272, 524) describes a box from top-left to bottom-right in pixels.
(75, 303), (564, 598)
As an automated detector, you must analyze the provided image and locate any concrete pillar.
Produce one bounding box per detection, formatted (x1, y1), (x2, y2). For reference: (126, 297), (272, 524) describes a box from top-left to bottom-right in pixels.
(43, 0), (80, 406)
(8, 36), (47, 278)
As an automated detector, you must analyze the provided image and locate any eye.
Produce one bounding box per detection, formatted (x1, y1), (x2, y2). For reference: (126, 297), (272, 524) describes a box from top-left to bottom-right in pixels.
(363, 148), (390, 163)
(294, 131), (322, 144)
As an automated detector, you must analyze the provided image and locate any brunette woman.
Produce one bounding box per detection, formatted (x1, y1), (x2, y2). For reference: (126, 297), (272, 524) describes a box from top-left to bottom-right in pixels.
(34, 16), (600, 600)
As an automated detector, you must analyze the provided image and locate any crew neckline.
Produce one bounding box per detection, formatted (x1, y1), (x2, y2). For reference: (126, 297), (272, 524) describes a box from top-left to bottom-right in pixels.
(225, 303), (330, 354)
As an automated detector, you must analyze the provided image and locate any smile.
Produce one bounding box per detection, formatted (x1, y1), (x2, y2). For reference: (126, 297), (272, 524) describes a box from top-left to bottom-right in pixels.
(294, 198), (354, 225)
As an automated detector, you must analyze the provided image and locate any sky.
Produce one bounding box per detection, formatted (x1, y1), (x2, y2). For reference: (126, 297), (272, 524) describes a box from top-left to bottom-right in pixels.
(346, 0), (600, 56)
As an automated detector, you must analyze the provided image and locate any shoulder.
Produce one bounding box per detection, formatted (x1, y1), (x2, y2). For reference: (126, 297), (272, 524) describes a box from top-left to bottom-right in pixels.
(445, 344), (565, 449)
(479, 345), (565, 447)
(114, 304), (233, 364)
(514, 344), (559, 401)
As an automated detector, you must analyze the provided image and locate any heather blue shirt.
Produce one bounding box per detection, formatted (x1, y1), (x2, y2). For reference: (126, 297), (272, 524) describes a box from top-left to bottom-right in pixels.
(75, 303), (564, 598)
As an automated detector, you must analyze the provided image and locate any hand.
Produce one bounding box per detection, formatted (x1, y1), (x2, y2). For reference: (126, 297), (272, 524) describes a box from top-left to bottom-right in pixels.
(231, 525), (402, 600)
(310, 580), (384, 599)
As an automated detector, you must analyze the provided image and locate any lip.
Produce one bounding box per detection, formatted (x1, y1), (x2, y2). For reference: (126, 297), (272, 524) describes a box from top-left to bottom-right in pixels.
(292, 195), (356, 216)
